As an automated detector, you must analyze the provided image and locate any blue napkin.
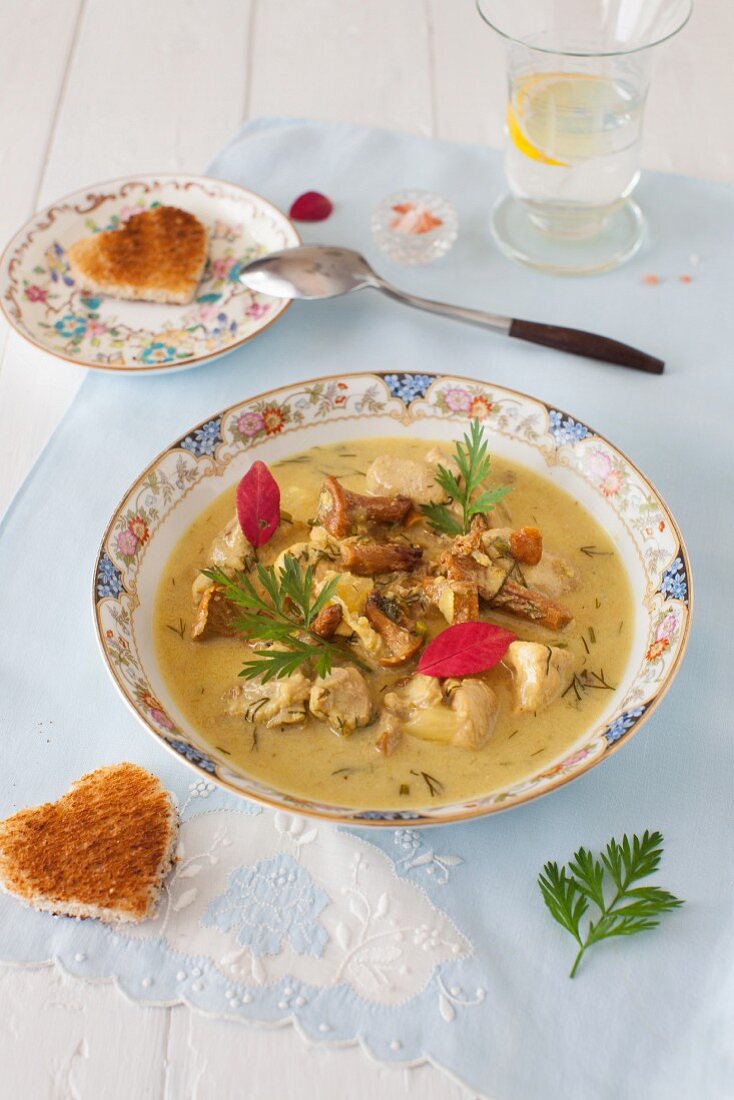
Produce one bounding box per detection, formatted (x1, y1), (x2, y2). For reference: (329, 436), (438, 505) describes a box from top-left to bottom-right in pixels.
(0, 119), (732, 1100)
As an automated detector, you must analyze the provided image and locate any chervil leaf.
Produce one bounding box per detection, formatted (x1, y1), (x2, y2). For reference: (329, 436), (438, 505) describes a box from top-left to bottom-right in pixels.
(255, 562), (284, 614)
(538, 831), (683, 978)
(420, 419), (511, 535)
(240, 637), (324, 683)
(204, 555), (367, 681)
(568, 846), (606, 911)
(601, 830), (663, 889)
(466, 485), (511, 519)
(419, 502), (463, 537)
(434, 464), (463, 503)
(538, 862), (587, 944)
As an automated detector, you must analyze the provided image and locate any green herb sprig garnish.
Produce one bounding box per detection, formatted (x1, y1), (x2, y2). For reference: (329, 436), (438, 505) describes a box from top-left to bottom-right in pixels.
(421, 419), (511, 536)
(204, 555), (367, 682)
(538, 830), (683, 978)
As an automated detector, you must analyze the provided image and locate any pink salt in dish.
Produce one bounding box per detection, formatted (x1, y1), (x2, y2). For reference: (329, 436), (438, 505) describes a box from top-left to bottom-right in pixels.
(372, 190), (458, 266)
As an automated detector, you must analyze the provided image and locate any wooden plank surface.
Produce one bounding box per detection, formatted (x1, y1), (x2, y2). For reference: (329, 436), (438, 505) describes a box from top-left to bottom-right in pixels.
(0, 0), (254, 516)
(249, 0), (434, 134)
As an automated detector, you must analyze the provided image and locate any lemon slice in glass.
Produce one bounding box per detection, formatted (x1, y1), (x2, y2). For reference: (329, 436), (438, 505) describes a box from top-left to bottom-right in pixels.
(507, 72), (633, 167)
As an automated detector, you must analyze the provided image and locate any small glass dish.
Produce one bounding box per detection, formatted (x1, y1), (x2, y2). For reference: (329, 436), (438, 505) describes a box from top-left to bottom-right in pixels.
(371, 190), (458, 265)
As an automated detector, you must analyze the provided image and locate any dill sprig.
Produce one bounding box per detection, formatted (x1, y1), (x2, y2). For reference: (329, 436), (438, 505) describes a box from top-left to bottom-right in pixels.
(204, 555), (367, 682)
(420, 419), (511, 536)
(538, 830), (683, 978)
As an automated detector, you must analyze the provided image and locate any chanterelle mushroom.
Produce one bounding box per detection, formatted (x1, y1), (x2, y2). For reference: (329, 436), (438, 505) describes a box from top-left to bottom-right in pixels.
(317, 476), (413, 537)
(191, 584), (238, 640)
(191, 513), (257, 638)
(490, 580), (573, 632)
(364, 592), (424, 666)
(341, 539), (422, 576)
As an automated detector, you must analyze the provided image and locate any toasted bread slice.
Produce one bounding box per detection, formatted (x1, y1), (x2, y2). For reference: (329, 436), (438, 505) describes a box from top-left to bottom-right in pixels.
(68, 205), (208, 305)
(0, 763), (178, 923)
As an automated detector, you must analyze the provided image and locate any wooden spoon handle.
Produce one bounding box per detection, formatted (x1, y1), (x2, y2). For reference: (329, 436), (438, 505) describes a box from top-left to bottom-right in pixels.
(509, 318), (664, 375)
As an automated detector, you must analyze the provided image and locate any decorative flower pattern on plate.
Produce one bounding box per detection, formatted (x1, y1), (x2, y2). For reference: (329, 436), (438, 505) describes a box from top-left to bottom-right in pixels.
(604, 707), (646, 745)
(166, 737), (216, 773)
(0, 177), (299, 372)
(548, 409), (591, 447)
(96, 553), (124, 599)
(381, 372), (435, 402)
(179, 418), (223, 458)
(659, 556), (688, 603)
(93, 373), (691, 823)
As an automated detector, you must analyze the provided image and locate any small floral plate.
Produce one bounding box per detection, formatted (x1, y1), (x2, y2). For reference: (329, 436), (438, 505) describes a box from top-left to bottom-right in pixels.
(93, 372), (692, 826)
(0, 175), (300, 373)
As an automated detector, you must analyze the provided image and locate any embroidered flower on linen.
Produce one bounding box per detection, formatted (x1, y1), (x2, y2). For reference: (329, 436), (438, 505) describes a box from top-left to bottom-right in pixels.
(179, 418), (223, 457)
(393, 828), (464, 885)
(413, 923), (441, 950)
(188, 779), (215, 799)
(203, 854), (329, 958)
(394, 828), (422, 852)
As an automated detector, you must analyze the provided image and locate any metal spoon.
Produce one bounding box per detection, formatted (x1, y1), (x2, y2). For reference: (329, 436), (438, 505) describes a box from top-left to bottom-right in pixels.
(239, 245), (663, 374)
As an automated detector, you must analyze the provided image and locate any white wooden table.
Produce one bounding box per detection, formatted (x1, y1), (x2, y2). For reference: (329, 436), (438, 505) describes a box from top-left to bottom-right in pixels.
(1, 2), (731, 1095)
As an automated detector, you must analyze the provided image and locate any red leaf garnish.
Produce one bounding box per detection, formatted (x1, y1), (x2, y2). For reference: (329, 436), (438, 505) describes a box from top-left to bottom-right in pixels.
(289, 191), (333, 222)
(236, 461), (281, 548)
(417, 621), (516, 678)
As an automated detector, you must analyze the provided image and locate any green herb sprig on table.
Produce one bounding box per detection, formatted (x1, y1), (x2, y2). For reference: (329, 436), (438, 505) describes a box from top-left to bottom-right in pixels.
(204, 555), (367, 682)
(421, 419), (511, 536)
(538, 830), (683, 978)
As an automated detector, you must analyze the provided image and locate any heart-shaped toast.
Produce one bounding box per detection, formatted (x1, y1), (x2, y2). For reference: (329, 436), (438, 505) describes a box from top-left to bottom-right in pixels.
(0, 763), (178, 923)
(68, 205), (208, 305)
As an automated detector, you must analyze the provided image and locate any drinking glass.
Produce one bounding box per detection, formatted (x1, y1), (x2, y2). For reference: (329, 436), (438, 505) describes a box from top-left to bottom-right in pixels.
(477, 0), (692, 275)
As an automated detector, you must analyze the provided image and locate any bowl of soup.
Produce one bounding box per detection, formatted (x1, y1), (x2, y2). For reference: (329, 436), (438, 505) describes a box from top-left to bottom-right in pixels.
(93, 372), (691, 825)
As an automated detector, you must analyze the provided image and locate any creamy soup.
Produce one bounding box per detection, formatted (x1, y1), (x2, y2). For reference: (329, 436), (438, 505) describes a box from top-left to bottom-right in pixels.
(154, 436), (633, 809)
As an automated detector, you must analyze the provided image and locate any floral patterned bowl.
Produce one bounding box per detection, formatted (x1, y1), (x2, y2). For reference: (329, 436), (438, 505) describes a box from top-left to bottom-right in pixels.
(94, 372), (691, 825)
(0, 175), (300, 373)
